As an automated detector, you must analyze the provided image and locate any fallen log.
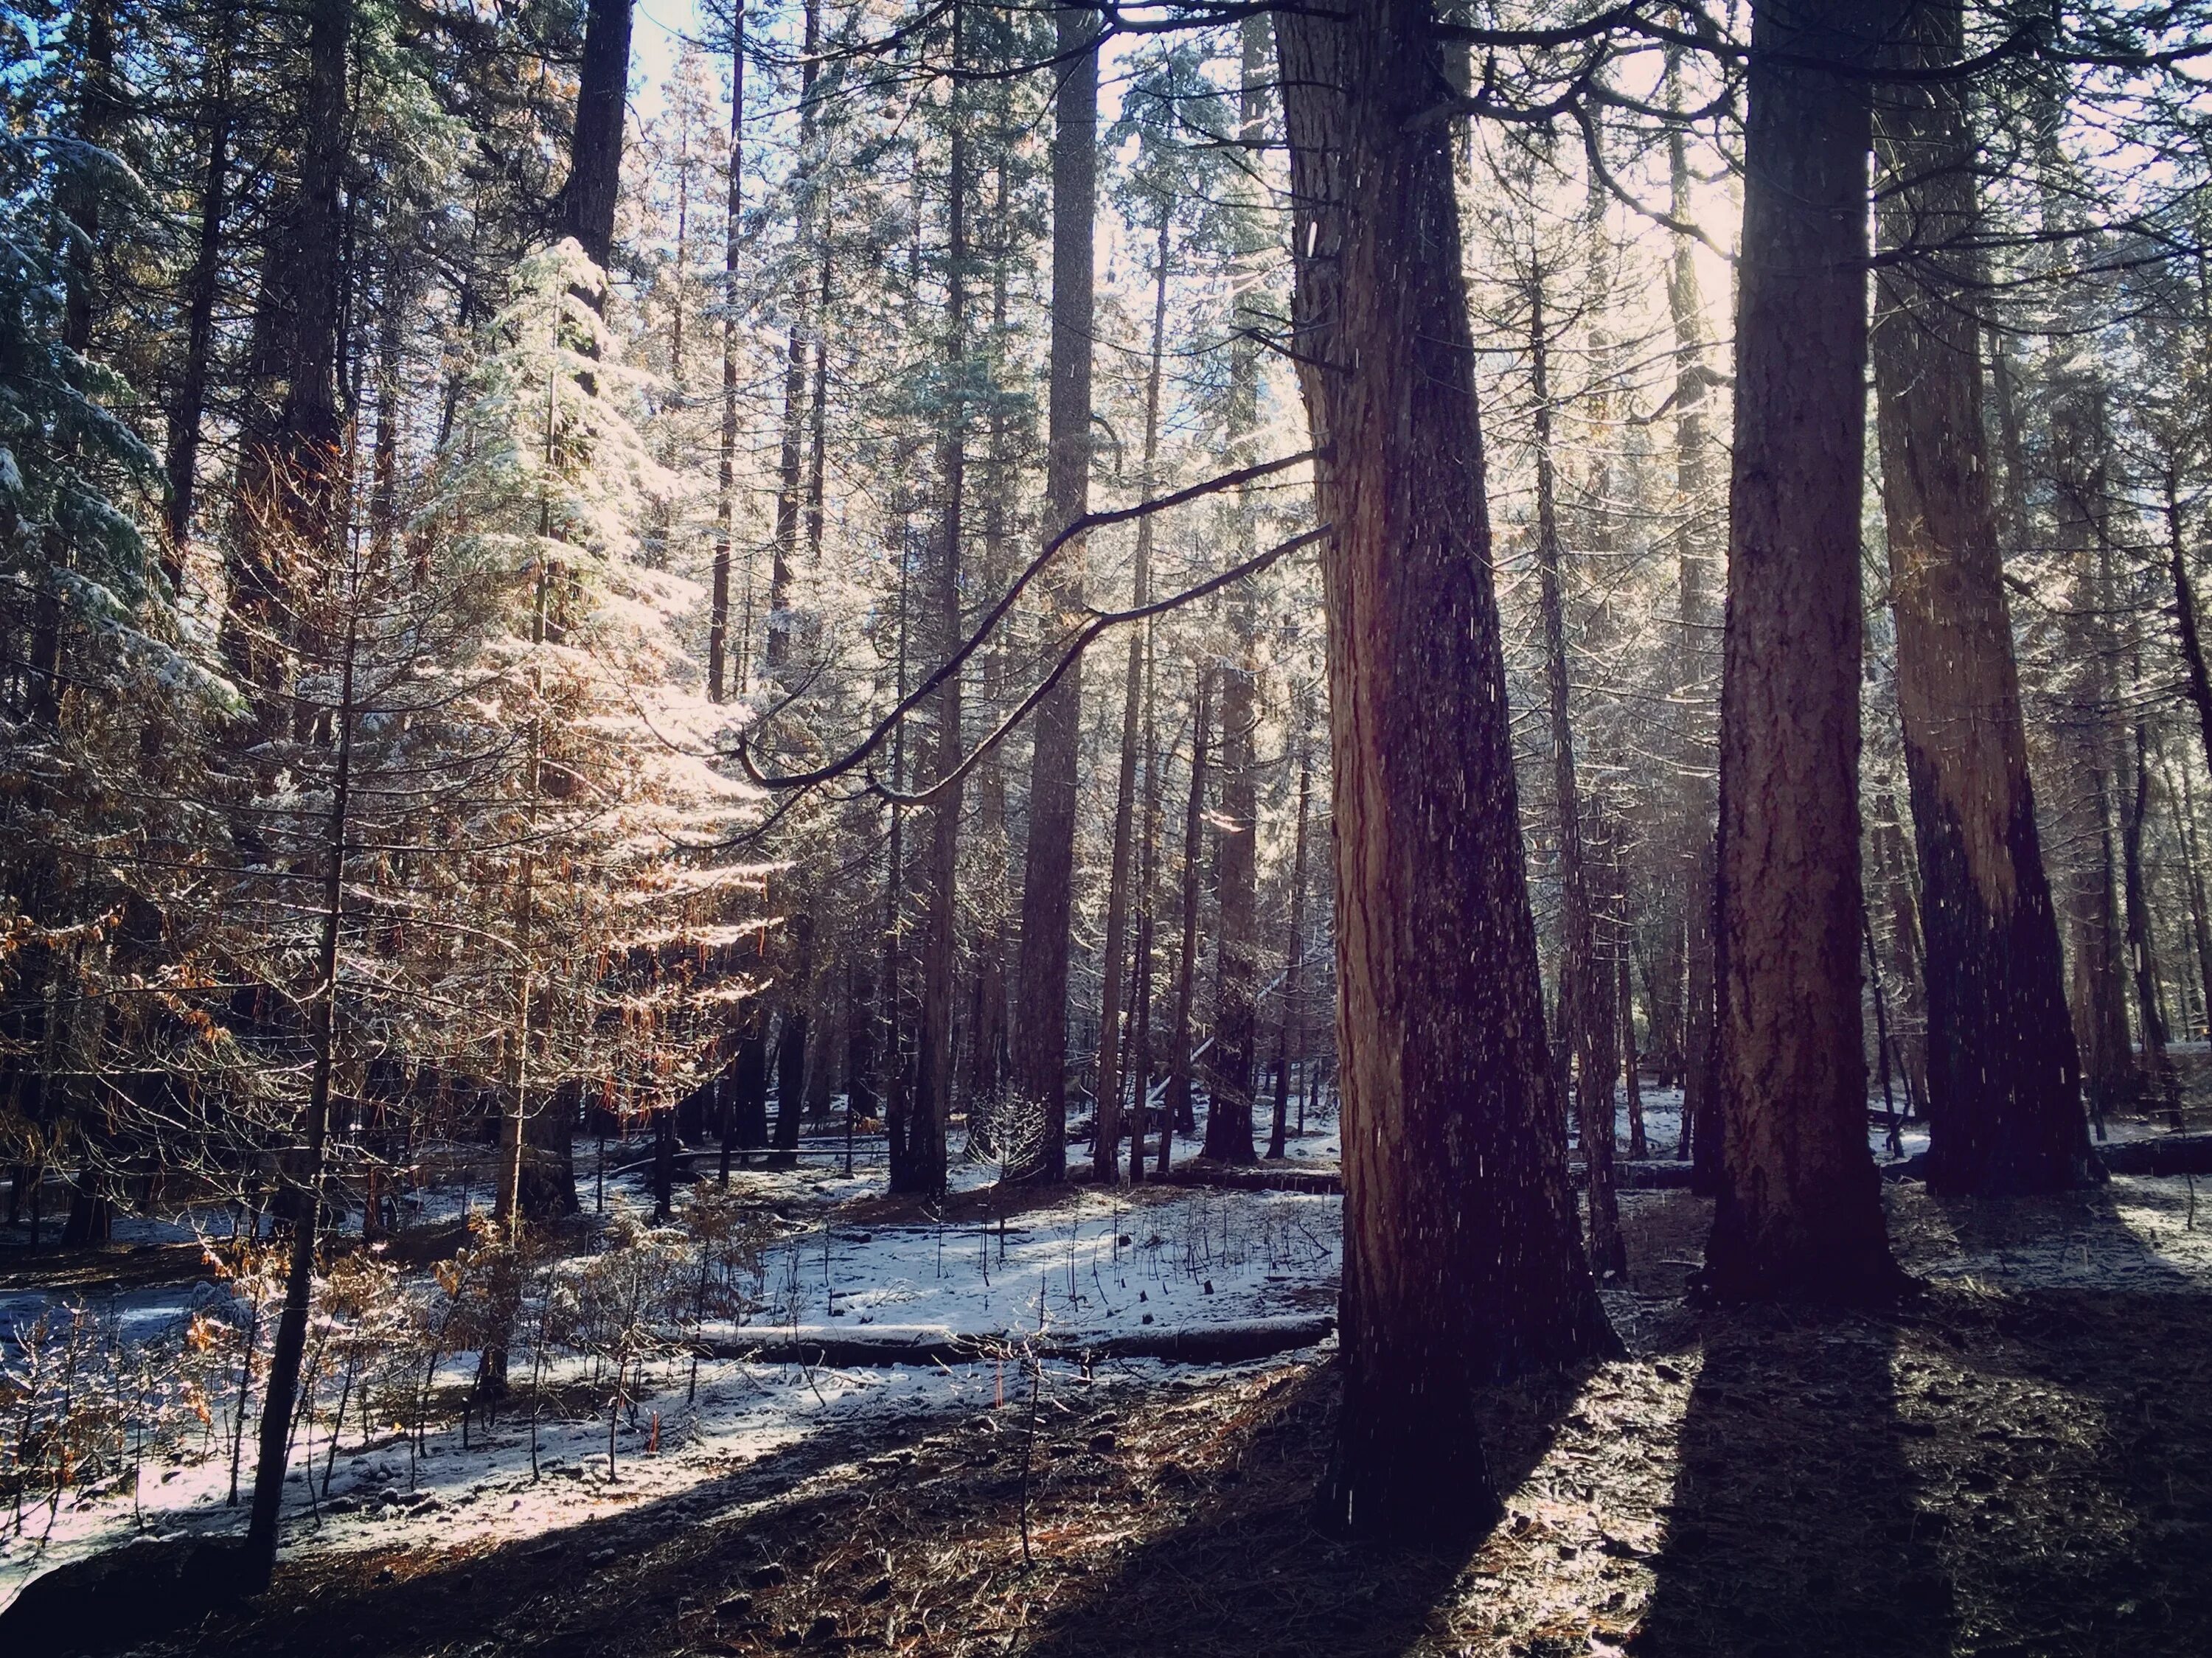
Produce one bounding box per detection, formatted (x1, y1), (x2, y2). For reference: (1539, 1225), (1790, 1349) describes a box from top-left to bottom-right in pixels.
(704, 1313), (1335, 1369)
(1154, 1160), (1342, 1194)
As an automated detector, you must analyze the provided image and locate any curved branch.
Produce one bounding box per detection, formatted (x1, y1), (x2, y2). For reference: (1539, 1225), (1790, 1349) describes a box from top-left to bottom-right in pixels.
(863, 525), (1333, 809)
(729, 448), (1323, 787)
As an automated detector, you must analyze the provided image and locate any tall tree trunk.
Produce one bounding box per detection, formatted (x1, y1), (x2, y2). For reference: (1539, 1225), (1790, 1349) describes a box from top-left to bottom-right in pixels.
(243, 605), (357, 1589)
(1666, 46), (1723, 1195)
(1202, 11), (1271, 1169)
(709, 4), (745, 703)
(969, 165), (1014, 1108)
(766, 0), (824, 687)
(1530, 279), (1624, 1279)
(772, 912), (814, 1164)
(2124, 722), (2180, 1122)
(2175, 756), (2212, 1037)
(1130, 650), (1162, 1180)
(1268, 726), (1312, 1159)
(1009, 5), (1098, 1181)
(1702, 0), (1904, 1303)
(1278, 0), (1615, 1539)
(1869, 0), (2087, 1194)
(1163, 674), (1210, 1161)
(164, 0), (236, 571)
(1093, 207), (1172, 1181)
(2168, 478), (2212, 783)
(222, 0), (351, 737)
(563, 0), (633, 281)
(902, 14), (968, 1198)
(2053, 374), (2137, 1121)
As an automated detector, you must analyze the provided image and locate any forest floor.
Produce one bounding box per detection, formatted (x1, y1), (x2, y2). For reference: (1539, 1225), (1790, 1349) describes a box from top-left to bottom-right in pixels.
(7, 1109), (2212, 1656)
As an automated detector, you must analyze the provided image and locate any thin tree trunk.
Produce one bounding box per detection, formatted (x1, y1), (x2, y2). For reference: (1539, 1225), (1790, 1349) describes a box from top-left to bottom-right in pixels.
(244, 603), (358, 1589)
(1666, 46), (1722, 1197)
(766, 0), (824, 688)
(709, 4), (744, 702)
(1279, 0), (1615, 1538)
(1268, 728), (1312, 1159)
(1163, 673), (1211, 1168)
(1703, 0), (1904, 1303)
(903, 11), (968, 1199)
(1201, 11), (1271, 1170)
(1530, 278), (1624, 1279)
(1093, 206), (1172, 1182)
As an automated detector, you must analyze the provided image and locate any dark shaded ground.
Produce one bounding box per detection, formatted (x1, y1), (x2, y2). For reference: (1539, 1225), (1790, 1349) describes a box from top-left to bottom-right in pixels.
(51, 1185), (2205, 1658)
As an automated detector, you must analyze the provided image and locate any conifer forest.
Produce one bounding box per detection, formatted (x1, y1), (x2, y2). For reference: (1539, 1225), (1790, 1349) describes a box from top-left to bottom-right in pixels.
(9, 0), (2212, 1651)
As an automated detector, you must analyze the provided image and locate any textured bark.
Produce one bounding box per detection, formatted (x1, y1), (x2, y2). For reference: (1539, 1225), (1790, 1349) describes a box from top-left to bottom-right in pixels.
(562, 0), (633, 278)
(968, 165), (1015, 1107)
(1870, 0), (2088, 1194)
(1703, 0), (1904, 1303)
(2050, 372), (2137, 1120)
(1279, 0), (1615, 1538)
(2123, 723), (2180, 1121)
(1008, 7), (1097, 1181)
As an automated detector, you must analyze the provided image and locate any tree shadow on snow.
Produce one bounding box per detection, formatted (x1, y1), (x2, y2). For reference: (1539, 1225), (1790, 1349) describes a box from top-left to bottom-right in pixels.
(134, 1396), (962, 1658)
(1016, 1357), (1595, 1658)
(1638, 1305), (1952, 1658)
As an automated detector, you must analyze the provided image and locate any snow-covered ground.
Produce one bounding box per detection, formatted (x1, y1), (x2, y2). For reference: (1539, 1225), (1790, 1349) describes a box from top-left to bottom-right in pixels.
(0, 1126), (1343, 1614)
(7, 1090), (2211, 1617)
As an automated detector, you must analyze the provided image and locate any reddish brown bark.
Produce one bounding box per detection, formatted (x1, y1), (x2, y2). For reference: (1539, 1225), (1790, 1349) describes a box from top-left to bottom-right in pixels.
(1278, 0), (1615, 1537)
(1871, 0), (2089, 1194)
(1703, 0), (1905, 1303)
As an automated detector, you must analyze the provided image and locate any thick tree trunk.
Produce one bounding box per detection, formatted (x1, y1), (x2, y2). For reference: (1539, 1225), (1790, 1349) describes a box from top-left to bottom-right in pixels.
(1278, 0), (1615, 1539)
(222, 0), (350, 735)
(1870, 0), (2088, 1194)
(1009, 6), (1098, 1181)
(1702, 0), (1904, 1303)
(563, 0), (633, 279)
